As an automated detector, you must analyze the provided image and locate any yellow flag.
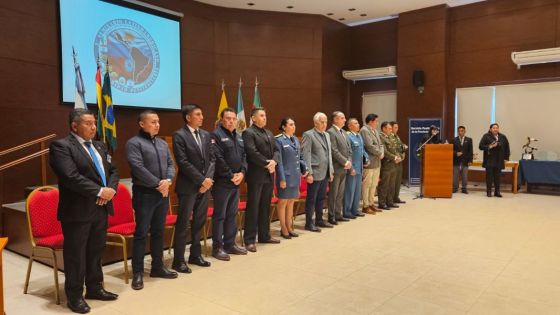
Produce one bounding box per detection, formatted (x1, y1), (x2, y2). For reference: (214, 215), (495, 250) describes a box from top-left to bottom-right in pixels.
(217, 89), (228, 120)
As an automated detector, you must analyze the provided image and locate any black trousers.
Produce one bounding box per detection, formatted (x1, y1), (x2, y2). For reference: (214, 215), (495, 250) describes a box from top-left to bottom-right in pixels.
(244, 181), (272, 244)
(485, 167), (502, 193)
(131, 191), (168, 273)
(61, 210), (107, 301)
(211, 186), (240, 250)
(304, 178), (328, 226)
(173, 191), (209, 264)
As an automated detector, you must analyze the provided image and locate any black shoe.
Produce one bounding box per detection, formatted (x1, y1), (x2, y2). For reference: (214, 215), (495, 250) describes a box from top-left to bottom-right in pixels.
(67, 297), (90, 314)
(150, 267), (178, 279)
(327, 219), (338, 225)
(387, 204), (399, 208)
(172, 262), (192, 273)
(280, 232), (292, 239)
(355, 213), (365, 217)
(395, 199), (406, 204)
(487, 192), (492, 197)
(188, 256), (211, 267)
(337, 216), (350, 221)
(305, 224), (321, 232)
(343, 215), (357, 219)
(462, 190), (469, 194)
(212, 248), (231, 261)
(288, 231), (299, 237)
(378, 204), (391, 210)
(316, 221), (333, 228)
(225, 245), (248, 255)
(453, 189), (458, 193)
(259, 237), (281, 244)
(131, 272), (144, 290)
(84, 288), (118, 301)
(245, 243), (257, 252)
(494, 193), (502, 197)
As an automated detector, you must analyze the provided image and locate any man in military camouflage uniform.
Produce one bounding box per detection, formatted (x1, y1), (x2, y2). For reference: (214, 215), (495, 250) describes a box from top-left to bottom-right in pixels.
(378, 121), (402, 210)
(390, 121), (407, 204)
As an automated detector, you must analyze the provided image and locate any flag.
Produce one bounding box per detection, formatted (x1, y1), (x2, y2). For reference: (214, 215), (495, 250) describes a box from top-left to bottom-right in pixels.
(102, 64), (117, 152)
(95, 64), (105, 142)
(250, 77), (261, 126)
(236, 78), (246, 132)
(72, 47), (86, 109)
(217, 80), (228, 120)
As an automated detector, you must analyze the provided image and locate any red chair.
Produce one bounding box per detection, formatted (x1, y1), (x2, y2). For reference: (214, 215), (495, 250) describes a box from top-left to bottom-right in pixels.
(24, 186), (63, 304)
(202, 207), (214, 256)
(293, 177), (308, 228)
(106, 183), (136, 284)
(236, 201), (247, 245)
(165, 199), (177, 255)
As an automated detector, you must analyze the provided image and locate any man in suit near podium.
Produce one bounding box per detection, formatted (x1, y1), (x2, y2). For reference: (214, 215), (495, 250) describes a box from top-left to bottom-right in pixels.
(172, 104), (215, 273)
(452, 125), (473, 194)
(49, 109), (119, 314)
(242, 107), (280, 252)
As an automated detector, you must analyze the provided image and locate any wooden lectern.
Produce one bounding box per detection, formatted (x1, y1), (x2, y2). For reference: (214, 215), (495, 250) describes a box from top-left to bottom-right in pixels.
(421, 144), (453, 198)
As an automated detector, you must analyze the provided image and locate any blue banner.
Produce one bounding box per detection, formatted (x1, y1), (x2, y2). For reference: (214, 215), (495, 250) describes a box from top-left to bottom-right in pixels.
(408, 118), (442, 186)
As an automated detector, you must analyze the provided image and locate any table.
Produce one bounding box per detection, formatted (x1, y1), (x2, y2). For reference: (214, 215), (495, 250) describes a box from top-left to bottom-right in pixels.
(470, 160), (519, 193)
(518, 160), (560, 187)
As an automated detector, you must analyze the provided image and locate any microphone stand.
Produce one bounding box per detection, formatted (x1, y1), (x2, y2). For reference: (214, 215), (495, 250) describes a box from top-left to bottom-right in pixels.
(413, 132), (438, 200)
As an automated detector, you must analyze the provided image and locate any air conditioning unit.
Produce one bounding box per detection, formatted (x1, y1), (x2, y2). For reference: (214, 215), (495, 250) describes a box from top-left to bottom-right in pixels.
(342, 66), (397, 82)
(511, 47), (560, 69)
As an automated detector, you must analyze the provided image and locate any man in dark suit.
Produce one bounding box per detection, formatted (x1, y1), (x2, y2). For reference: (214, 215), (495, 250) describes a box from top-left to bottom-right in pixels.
(479, 123), (510, 197)
(242, 107), (280, 252)
(452, 125), (473, 194)
(172, 104), (215, 273)
(49, 109), (119, 314)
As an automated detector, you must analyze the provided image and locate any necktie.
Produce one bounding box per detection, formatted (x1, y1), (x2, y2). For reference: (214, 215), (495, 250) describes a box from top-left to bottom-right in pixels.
(84, 141), (106, 186)
(194, 130), (203, 153)
(460, 137), (464, 146)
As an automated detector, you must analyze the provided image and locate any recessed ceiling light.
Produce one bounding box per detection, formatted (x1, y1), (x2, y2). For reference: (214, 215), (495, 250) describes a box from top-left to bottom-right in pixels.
(360, 13), (367, 17)
(348, 8), (356, 11)
(247, 2), (254, 6)
(326, 13), (334, 16)
(286, 5), (294, 9)
(338, 18), (345, 21)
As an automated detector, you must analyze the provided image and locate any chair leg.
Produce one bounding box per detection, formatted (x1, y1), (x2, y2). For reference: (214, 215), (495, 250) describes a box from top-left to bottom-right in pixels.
(269, 205), (277, 224)
(237, 213), (244, 246)
(23, 252), (34, 294)
(52, 250), (60, 305)
(120, 236), (129, 284)
(168, 226), (175, 255)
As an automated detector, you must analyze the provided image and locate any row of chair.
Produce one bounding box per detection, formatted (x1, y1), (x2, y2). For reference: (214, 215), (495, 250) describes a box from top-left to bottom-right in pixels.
(23, 178), (311, 304)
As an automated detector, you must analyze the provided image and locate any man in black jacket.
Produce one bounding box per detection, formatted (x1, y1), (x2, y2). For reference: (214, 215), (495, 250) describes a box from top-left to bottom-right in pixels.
(172, 104), (215, 272)
(452, 125), (473, 194)
(210, 108), (248, 260)
(479, 123), (510, 197)
(125, 110), (177, 290)
(49, 109), (119, 314)
(242, 108), (280, 252)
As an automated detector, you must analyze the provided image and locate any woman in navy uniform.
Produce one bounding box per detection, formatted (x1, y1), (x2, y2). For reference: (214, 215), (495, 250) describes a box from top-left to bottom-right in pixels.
(275, 117), (308, 239)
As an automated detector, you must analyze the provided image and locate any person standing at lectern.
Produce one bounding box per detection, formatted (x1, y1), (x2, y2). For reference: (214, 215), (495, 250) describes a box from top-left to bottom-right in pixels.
(421, 125), (442, 145)
(49, 109), (119, 314)
(479, 123), (510, 197)
(452, 125), (473, 194)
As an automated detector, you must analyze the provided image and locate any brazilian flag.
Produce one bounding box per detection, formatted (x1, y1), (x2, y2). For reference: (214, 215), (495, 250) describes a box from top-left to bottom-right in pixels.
(102, 70), (117, 152)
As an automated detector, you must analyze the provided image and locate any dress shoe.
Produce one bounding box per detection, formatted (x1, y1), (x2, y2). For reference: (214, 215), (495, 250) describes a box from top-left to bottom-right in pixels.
(355, 213), (365, 217)
(288, 231), (299, 237)
(67, 297), (90, 314)
(378, 204), (391, 210)
(225, 245), (248, 255)
(395, 199), (406, 204)
(259, 237), (281, 244)
(212, 248), (231, 261)
(453, 189), (458, 193)
(462, 190), (469, 194)
(84, 288), (118, 301)
(317, 221), (333, 228)
(343, 215), (356, 219)
(487, 192), (492, 197)
(494, 193), (503, 197)
(150, 267), (178, 279)
(387, 204), (399, 208)
(362, 207), (375, 215)
(172, 262), (192, 273)
(188, 256), (211, 267)
(280, 232), (292, 239)
(245, 243), (257, 252)
(338, 216), (351, 221)
(305, 224), (321, 232)
(327, 219), (338, 225)
(131, 272), (144, 290)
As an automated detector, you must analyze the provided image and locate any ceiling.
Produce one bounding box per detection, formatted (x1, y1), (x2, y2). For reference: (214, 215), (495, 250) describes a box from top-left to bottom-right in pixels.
(193, 0), (485, 26)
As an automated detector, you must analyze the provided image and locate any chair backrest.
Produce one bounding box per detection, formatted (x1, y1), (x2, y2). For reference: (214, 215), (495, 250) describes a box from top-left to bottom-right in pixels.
(299, 176), (307, 192)
(108, 183), (135, 227)
(26, 186), (62, 242)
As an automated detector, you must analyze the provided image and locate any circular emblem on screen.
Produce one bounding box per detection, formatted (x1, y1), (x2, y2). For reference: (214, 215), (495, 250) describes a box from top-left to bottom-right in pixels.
(94, 19), (160, 93)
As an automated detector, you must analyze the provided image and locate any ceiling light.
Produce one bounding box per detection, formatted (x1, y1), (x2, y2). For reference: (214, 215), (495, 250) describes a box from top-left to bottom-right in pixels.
(360, 13), (367, 17)
(326, 13), (334, 16)
(247, 2), (254, 6)
(286, 5), (294, 9)
(348, 8), (356, 11)
(338, 18), (345, 21)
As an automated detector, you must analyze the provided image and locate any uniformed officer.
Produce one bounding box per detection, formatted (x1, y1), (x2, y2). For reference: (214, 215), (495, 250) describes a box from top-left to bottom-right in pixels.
(343, 118), (369, 219)
(275, 117), (308, 239)
(378, 121), (402, 210)
(390, 121), (407, 204)
(210, 108), (248, 260)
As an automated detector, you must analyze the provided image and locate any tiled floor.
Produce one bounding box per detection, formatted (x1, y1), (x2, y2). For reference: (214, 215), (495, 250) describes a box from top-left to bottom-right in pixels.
(3, 187), (560, 314)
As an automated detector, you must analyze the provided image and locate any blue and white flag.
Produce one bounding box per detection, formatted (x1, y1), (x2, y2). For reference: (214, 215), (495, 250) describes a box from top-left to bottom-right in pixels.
(73, 47), (86, 109)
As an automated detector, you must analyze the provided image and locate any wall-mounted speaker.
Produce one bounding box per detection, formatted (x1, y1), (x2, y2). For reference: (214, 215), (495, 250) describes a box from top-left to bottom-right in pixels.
(412, 70), (425, 93)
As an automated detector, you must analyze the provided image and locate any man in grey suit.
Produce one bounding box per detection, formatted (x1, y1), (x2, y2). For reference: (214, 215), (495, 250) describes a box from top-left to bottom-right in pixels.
(302, 112), (334, 232)
(360, 114), (384, 214)
(326, 111), (352, 225)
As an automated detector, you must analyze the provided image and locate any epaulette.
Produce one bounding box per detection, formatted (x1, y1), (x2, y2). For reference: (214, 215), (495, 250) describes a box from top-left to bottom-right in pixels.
(275, 134), (283, 138)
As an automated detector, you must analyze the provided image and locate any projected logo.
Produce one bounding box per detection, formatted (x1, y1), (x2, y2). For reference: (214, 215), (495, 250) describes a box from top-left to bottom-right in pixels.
(94, 19), (160, 93)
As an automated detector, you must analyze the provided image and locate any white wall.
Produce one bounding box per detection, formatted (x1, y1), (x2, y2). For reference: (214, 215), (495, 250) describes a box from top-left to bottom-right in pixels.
(361, 91), (397, 126)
